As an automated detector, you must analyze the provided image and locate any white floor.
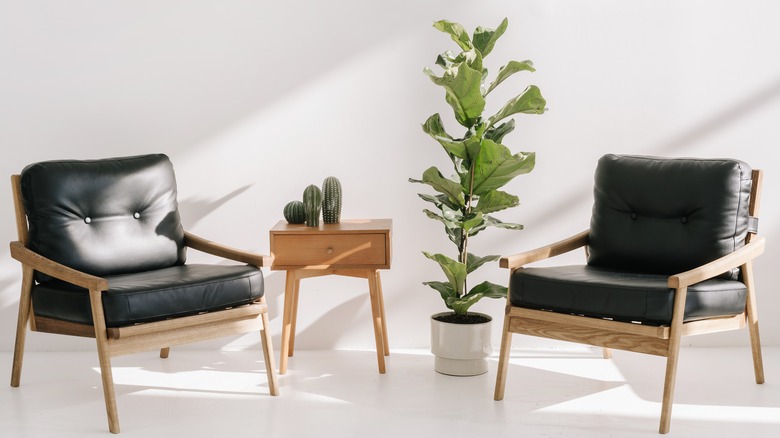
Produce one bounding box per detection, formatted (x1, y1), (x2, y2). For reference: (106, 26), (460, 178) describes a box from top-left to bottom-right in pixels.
(1, 347), (778, 437)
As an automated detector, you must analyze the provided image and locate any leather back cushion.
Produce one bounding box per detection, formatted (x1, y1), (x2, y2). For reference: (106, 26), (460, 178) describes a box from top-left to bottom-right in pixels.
(588, 154), (752, 278)
(21, 154), (186, 278)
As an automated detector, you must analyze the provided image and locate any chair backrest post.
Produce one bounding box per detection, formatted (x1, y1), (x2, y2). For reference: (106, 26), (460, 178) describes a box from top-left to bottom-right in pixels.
(747, 169), (763, 244)
(11, 174), (29, 246)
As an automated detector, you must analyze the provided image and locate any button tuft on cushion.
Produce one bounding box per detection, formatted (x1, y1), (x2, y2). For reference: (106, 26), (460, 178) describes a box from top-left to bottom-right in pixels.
(681, 217), (688, 224)
(133, 212), (140, 219)
(84, 217), (91, 224)
(630, 212), (637, 220)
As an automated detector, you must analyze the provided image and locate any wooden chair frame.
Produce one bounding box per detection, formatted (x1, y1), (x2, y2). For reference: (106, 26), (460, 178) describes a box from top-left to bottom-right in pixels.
(494, 169), (765, 434)
(9, 175), (279, 434)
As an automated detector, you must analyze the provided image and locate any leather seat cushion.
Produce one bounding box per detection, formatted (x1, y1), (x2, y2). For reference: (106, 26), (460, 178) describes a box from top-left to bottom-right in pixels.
(510, 265), (747, 325)
(32, 264), (264, 327)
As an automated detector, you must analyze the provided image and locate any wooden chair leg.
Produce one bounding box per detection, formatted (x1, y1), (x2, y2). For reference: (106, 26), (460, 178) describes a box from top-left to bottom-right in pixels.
(259, 305), (279, 396)
(494, 314), (513, 401)
(88, 289), (120, 433)
(159, 347), (170, 359)
(602, 347), (612, 359)
(743, 262), (765, 384)
(96, 342), (120, 434)
(747, 318), (765, 384)
(11, 266), (34, 387)
(659, 346), (680, 434)
(659, 312), (687, 434)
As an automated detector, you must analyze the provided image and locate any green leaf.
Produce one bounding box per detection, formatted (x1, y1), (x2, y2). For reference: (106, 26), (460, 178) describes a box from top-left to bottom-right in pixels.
(464, 139), (536, 196)
(435, 50), (457, 68)
(423, 208), (451, 225)
(484, 119), (515, 144)
(409, 167), (465, 207)
(467, 281), (507, 299)
(424, 61), (485, 128)
(466, 253), (500, 274)
(445, 225), (463, 248)
(469, 215), (524, 237)
(488, 85), (547, 128)
(423, 252), (467, 295)
(469, 216), (522, 237)
(433, 20), (472, 51)
(447, 294), (482, 315)
(474, 189), (519, 214)
(422, 206), (463, 248)
(485, 60), (536, 96)
(472, 17), (508, 58)
(441, 203), (462, 222)
(423, 281), (458, 304)
(422, 114), (467, 159)
(458, 48), (483, 75)
(461, 212), (484, 232)
(447, 281), (506, 314)
(418, 193), (460, 211)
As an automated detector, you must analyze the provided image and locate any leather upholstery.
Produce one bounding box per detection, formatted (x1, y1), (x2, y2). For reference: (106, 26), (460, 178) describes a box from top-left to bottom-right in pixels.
(588, 154), (752, 279)
(510, 265), (747, 325)
(20, 154), (265, 327)
(509, 154), (753, 325)
(32, 264), (264, 327)
(21, 154), (186, 278)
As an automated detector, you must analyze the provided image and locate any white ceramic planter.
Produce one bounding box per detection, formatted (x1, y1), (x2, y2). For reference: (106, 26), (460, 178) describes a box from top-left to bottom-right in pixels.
(430, 312), (492, 376)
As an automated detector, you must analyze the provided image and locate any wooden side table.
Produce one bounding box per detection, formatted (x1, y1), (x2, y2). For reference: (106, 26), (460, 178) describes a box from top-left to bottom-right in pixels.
(270, 219), (392, 374)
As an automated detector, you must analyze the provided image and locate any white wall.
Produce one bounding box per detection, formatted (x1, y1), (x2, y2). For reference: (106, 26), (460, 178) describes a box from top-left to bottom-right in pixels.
(1, 0), (779, 353)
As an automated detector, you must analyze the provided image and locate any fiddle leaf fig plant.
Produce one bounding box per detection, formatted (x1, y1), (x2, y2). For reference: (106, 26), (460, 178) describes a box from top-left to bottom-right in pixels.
(410, 18), (546, 319)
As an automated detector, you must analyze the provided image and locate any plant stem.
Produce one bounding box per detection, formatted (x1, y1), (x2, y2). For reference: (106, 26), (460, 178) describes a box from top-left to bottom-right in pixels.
(460, 147), (479, 298)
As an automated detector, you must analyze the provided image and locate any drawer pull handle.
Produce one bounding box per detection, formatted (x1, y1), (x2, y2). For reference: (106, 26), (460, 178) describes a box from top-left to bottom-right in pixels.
(326, 247), (334, 254)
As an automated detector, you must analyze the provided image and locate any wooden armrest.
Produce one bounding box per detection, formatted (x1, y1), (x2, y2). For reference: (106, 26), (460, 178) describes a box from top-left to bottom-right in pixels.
(183, 231), (273, 267)
(9, 241), (108, 291)
(669, 237), (766, 288)
(499, 229), (590, 269)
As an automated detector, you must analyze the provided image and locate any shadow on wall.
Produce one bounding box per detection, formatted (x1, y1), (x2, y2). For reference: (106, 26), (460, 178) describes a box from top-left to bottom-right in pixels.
(517, 75), (780, 234)
(0, 2), (445, 160)
(653, 76), (780, 156)
(0, 275), (19, 307)
(178, 185), (252, 228)
(260, 270), (374, 350)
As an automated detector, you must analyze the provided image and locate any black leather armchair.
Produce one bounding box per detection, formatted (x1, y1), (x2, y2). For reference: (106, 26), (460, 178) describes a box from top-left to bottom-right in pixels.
(494, 154), (765, 433)
(9, 154), (278, 433)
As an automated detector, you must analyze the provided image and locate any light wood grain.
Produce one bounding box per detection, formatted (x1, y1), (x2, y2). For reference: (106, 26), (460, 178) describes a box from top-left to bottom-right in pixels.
(184, 231), (272, 267)
(272, 233), (387, 268)
(9, 241), (108, 291)
(273, 219), (392, 374)
(10, 266), (34, 387)
(500, 230), (589, 269)
(11, 175), (28, 245)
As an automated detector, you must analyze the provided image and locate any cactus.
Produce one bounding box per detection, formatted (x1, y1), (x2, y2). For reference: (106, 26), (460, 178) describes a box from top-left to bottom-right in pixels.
(302, 184), (322, 227)
(283, 200), (305, 224)
(322, 176), (342, 224)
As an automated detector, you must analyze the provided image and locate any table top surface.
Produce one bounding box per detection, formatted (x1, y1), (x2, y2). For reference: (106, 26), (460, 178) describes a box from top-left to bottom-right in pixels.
(271, 218), (392, 234)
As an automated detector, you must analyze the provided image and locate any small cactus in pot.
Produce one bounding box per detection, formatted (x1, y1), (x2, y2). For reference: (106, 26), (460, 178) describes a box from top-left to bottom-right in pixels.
(322, 176), (342, 224)
(302, 184), (322, 227)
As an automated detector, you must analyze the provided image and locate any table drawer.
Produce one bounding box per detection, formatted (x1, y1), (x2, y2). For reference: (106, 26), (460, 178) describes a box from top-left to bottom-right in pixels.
(272, 233), (387, 268)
